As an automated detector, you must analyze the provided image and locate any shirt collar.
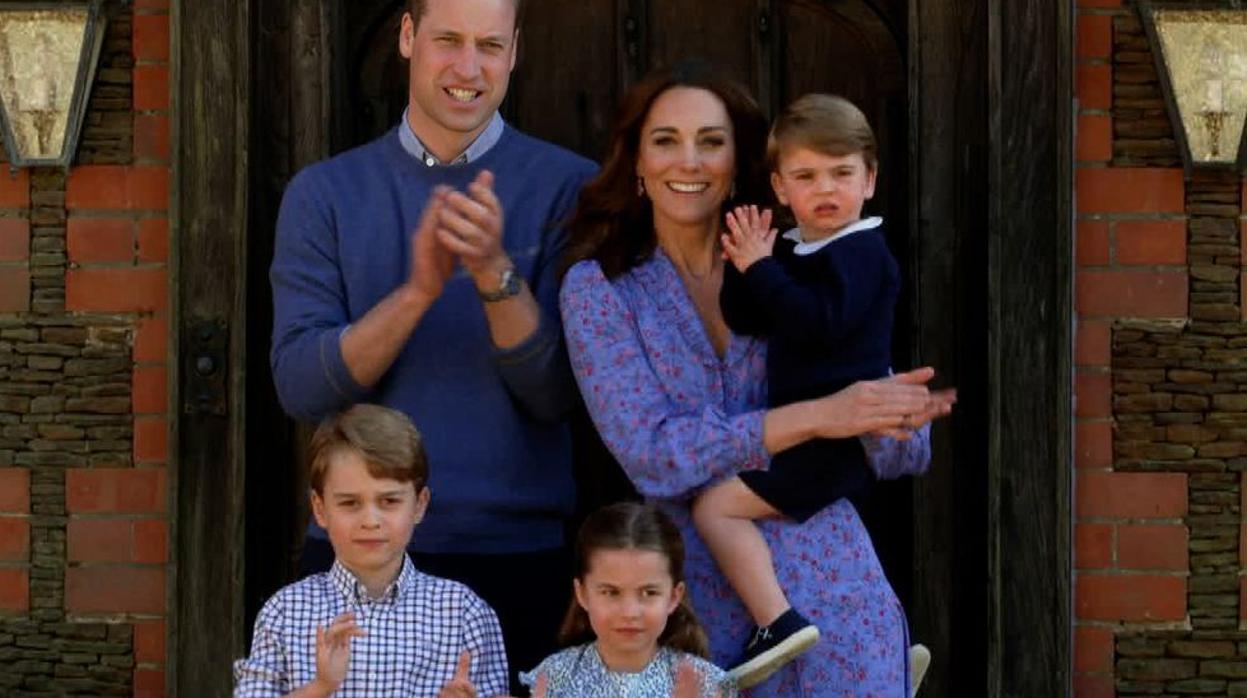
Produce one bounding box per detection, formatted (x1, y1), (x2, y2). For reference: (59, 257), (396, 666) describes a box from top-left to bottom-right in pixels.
(399, 108), (505, 167)
(782, 216), (884, 256)
(327, 554), (417, 605)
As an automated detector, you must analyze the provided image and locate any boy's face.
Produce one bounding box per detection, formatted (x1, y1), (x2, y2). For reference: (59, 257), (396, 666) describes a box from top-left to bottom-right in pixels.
(771, 147), (876, 240)
(312, 450), (429, 584)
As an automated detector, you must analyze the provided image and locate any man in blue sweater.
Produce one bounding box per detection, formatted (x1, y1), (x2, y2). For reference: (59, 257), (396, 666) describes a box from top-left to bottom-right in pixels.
(268, 0), (596, 689)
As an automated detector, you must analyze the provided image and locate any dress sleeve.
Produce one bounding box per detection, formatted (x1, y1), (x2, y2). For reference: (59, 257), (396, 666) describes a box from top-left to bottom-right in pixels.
(231, 598), (289, 698)
(861, 423), (932, 480)
(518, 649), (564, 690)
(560, 262), (771, 500)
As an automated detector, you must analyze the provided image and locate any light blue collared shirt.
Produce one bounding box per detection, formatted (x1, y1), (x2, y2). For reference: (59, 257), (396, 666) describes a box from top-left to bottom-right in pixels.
(398, 107), (506, 166)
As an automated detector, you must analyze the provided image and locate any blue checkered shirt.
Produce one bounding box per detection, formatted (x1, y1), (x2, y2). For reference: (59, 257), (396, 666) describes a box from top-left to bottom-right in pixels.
(233, 555), (509, 697)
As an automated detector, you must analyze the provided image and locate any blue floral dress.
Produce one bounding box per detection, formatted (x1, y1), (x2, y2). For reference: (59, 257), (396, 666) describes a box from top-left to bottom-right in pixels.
(521, 644), (733, 697)
(560, 252), (928, 697)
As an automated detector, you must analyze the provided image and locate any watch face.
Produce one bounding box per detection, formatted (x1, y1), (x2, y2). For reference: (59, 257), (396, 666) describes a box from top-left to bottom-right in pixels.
(501, 269), (521, 294)
(480, 267), (523, 301)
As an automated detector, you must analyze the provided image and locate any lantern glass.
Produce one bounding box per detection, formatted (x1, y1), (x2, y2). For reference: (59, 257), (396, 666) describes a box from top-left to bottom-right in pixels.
(1147, 8), (1247, 167)
(0, 5), (101, 167)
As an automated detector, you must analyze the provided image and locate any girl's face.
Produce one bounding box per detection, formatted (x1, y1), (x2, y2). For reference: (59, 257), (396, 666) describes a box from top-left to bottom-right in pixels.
(635, 86), (736, 235)
(573, 547), (685, 672)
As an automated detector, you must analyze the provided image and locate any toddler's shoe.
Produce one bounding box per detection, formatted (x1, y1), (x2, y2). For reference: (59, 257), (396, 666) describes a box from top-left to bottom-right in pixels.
(726, 608), (820, 689)
(909, 643), (932, 697)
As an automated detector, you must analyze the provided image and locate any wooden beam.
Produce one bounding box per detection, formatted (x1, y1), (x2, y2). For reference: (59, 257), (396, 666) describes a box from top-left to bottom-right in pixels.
(986, 0), (1073, 693)
(909, 0), (991, 693)
(173, 0), (250, 694)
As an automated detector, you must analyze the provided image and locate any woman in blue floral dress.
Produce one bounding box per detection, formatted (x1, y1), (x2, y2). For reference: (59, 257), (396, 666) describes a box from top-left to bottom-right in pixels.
(558, 63), (951, 697)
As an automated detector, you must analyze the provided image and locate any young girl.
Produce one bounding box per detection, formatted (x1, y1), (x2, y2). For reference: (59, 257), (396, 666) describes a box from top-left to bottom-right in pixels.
(520, 503), (735, 697)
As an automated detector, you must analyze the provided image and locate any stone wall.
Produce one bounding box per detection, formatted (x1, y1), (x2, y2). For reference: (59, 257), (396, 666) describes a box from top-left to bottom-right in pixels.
(1074, 1), (1247, 695)
(0, 0), (171, 695)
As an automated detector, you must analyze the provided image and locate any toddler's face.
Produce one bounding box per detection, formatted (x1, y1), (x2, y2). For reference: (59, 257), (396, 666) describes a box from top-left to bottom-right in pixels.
(771, 146), (876, 240)
(574, 548), (684, 671)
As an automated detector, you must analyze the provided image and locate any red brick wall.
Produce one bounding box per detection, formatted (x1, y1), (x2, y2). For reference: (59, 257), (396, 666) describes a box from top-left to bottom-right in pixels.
(0, 1), (170, 695)
(1071, 0), (1243, 695)
(1077, 0), (1180, 696)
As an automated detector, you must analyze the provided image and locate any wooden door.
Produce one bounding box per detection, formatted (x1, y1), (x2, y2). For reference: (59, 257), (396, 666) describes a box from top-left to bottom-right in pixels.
(186, 1), (1075, 696)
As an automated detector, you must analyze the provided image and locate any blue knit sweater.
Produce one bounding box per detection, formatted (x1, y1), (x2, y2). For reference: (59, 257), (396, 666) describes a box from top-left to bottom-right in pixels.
(270, 125), (597, 554)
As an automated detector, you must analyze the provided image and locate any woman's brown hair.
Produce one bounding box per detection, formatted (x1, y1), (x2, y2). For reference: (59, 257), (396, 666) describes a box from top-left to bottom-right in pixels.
(557, 502), (711, 658)
(563, 60), (770, 279)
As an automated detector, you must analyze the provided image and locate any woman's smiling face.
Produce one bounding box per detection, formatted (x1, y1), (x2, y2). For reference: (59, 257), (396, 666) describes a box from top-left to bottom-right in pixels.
(636, 86), (736, 234)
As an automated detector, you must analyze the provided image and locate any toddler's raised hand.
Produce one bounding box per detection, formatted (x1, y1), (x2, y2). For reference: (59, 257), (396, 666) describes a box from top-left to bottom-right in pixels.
(722, 205), (777, 273)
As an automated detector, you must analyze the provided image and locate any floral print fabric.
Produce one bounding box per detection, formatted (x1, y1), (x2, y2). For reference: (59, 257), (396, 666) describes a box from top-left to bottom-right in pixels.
(520, 644), (733, 697)
(560, 251), (919, 696)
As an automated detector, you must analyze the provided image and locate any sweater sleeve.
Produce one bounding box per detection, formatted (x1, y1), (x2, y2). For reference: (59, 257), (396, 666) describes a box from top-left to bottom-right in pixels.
(489, 167), (593, 422)
(560, 262), (771, 501)
(740, 236), (897, 352)
(719, 261), (769, 337)
(269, 170), (370, 422)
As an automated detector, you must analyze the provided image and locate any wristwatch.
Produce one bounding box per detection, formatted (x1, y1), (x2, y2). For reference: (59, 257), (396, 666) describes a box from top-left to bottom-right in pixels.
(477, 267), (524, 302)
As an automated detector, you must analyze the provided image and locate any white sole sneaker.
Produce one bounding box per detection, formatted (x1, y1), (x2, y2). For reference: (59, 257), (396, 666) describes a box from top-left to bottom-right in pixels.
(909, 644), (931, 697)
(727, 625), (821, 690)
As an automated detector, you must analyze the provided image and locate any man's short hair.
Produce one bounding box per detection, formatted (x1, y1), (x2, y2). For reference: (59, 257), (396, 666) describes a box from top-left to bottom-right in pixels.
(768, 94), (878, 171)
(406, 0), (524, 32)
(308, 404), (428, 495)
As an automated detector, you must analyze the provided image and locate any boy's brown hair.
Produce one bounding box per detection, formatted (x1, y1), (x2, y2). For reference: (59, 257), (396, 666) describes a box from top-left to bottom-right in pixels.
(308, 404), (428, 495)
(768, 93), (878, 171)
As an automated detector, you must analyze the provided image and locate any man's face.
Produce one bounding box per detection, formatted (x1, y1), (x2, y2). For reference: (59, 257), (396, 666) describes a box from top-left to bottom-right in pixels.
(399, 0), (518, 154)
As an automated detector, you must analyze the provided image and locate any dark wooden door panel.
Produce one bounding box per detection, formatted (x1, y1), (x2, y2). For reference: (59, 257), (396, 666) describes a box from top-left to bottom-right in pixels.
(509, 1), (621, 159)
(203, 3), (1075, 697)
(646, 0), (759, 84)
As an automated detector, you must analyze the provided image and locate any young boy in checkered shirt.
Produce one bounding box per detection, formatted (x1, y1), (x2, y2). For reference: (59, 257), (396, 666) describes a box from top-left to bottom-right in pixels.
(234, 404), (509, 697)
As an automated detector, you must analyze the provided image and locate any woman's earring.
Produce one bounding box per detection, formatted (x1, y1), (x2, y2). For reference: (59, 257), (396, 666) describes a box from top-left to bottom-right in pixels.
(729, 181), (737, 200)
(637, 177), (646, 197)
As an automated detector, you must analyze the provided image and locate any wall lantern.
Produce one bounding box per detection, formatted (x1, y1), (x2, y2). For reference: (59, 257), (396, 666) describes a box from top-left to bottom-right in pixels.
(1139, 3), (1247, 171)
(0, 2), (105, 168)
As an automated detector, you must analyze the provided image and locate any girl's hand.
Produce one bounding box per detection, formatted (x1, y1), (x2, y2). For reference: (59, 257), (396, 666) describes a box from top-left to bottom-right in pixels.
(438, 651), (477, 698)
(722, 205), (777, 273)
(527, 672), (549, 698)
(673, 660), (723, 698)
(314, 612), (366, 693)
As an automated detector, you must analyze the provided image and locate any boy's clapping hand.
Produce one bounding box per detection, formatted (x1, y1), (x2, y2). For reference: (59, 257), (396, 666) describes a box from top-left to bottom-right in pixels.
(722, 205), (777, 273)
(313, 612), (366, 694)
(439, 650), (478, 698)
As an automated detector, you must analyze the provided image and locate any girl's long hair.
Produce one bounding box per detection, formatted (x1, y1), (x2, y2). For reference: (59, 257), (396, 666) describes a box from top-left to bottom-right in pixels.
(562, 60), (771, 280)
(557, 502), (711, 658)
